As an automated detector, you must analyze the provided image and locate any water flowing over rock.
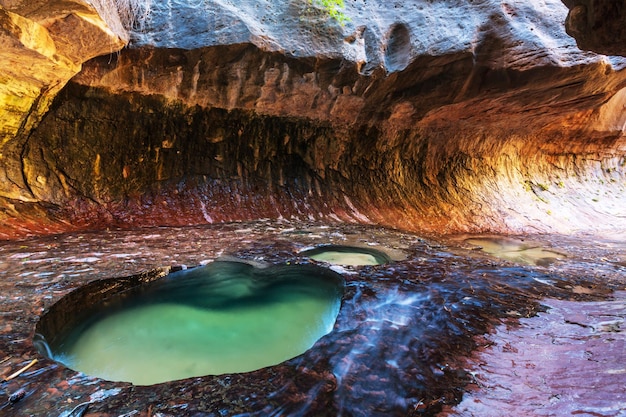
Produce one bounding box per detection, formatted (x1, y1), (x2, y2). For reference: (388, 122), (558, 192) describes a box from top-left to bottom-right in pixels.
(0, 3), (625, 415)
(0, 0), (625, 238)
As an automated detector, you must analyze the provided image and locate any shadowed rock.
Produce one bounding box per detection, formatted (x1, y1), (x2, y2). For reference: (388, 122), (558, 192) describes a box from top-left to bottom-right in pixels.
(563, 0), (626, 56)
(0, 0), (625, 238)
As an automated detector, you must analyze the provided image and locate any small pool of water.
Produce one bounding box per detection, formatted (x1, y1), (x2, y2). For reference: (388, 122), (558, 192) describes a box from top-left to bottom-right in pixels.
(463, 236), (565, 266)
(300, 245), (391, 266)
(3, 221), (624, 415)
(36, 260), (344, 385)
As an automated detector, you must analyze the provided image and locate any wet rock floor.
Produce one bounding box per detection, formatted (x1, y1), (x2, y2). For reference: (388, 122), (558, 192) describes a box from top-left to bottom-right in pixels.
(0, 220), (624, 416)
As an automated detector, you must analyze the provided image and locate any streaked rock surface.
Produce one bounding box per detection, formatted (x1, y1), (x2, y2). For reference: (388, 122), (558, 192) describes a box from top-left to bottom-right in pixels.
(0, 0), (625, 238)
(564, 0), (626, 56)
(0, 0), (128, 206)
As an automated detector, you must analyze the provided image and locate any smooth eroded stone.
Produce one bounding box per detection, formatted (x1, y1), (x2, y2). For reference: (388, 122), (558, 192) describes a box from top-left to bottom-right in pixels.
(465, 237), (565, 266)
(301, 245), (391, 266)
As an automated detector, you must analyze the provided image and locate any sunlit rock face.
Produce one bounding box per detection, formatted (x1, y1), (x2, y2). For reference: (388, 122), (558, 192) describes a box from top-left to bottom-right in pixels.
(0, 0), (127, 203)
(563, 0), (626, 56)
(1, 0), (626, 238)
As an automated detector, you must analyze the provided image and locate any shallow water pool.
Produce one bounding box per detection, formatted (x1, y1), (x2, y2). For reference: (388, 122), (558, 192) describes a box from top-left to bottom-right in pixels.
(38, 261), (344, 385)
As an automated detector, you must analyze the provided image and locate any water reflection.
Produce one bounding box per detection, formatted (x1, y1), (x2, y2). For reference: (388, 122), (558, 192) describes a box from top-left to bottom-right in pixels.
(37, 261), (344, 385)
(462, 236), (566, 266)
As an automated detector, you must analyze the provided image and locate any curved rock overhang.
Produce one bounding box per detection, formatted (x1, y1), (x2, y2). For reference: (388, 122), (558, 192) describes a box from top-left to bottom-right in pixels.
(0, 0), (625, 238)
(0, 0), (128, 217)
(564, 0), (626, 56)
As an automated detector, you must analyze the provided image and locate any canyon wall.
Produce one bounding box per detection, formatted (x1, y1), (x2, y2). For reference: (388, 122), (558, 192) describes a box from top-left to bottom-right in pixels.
(1, 0), (625, 238)
(0, 0), (129, 234)
(564, 0), (626, 56)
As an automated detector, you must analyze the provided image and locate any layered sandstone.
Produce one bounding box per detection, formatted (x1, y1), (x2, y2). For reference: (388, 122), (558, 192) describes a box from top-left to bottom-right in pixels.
(0, 0), (127, 206)
(1, 0), (625, 238)
(564, 0), (626, 56)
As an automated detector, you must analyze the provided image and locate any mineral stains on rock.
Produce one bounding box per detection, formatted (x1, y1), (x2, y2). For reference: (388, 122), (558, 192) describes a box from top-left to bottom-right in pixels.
(0, 0), (625, 238)
(0, 1), (625, 416)
(7, 43), (626, 238)
(564, 0), (626, 56)
(0, 0), (128, 166)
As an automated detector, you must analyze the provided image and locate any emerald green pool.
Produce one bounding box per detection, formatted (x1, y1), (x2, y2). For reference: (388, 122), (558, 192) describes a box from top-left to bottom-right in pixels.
(43, 261), (344, 385)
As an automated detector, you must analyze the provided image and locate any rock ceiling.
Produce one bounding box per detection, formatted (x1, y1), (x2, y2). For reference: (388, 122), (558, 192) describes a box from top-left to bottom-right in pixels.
(0, 0), (624, 238)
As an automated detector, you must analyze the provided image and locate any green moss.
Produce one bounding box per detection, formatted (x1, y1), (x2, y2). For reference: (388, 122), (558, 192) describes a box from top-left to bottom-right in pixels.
(310, 0), (350, 25)
(523, 180), (550, 194)
(523, 180), (532, 192)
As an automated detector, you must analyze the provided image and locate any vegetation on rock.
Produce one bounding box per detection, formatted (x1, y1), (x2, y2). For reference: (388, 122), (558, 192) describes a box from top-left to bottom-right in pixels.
(309, 0), (349, 25)
(102, 0), (348, 30)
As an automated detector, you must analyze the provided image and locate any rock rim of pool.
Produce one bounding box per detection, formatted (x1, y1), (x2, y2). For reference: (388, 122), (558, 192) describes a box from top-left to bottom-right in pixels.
(299, 244), (393, 266)
(34, 260), (345, 385)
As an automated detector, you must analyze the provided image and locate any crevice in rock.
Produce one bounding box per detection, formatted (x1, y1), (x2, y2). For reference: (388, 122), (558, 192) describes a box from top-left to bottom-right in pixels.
(383, 23), (412, 73)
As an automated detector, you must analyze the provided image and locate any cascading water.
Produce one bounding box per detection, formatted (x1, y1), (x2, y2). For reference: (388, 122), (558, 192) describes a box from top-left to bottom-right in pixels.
(1, 0), (625, 414)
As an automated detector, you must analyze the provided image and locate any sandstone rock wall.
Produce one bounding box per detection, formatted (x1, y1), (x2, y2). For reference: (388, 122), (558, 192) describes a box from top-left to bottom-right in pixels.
(564, 0), (626, 56)
(1, 0), (625, 238)
(0, 0), (127, 206)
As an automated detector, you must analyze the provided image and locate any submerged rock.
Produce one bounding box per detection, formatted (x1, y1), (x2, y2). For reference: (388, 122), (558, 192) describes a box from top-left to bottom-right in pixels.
(36, 261), (344, 385)
(1, 222), (624, 415)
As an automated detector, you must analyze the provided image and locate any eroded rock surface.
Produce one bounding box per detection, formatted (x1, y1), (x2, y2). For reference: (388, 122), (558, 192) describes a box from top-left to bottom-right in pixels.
(564, 0), (626, 56)
(1, 0), (626, 238)
(1, 222), (624, 416)
(0, 0), (127, 203)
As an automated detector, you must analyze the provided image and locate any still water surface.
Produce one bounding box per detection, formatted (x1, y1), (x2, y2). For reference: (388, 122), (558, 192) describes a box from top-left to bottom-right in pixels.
(48, 261), (343, 385)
